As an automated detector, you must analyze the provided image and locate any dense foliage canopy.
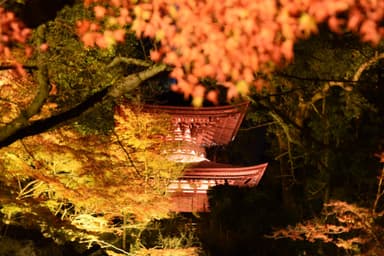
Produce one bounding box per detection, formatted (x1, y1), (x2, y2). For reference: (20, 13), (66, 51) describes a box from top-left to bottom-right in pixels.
(2, 0), (384, 104)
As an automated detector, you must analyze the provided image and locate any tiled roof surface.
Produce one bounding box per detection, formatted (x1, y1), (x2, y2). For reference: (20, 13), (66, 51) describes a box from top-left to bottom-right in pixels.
(143, 101), (249, 146)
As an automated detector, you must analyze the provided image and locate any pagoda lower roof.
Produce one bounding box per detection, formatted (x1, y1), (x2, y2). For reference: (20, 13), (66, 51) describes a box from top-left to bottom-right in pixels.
(168, 161), (268, 212)
(168, 161), (268, 194)
(184, 161), (267, 184)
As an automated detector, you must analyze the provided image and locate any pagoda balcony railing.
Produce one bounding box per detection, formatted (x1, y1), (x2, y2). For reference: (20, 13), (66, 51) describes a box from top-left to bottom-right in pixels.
(143, 102), (249, 163)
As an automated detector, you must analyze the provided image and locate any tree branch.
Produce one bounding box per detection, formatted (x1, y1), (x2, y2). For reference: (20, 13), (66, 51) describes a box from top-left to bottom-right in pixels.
(0, 62), (169, 146)
(106, 63), (169, 98)
(353, 52), (384, 82)
(0, 25), (50, 143)
(274, 72), (358, 84)
(0, 64), (38, 71)
(0, 86), (110, 147)
(107, 57), (152, 68)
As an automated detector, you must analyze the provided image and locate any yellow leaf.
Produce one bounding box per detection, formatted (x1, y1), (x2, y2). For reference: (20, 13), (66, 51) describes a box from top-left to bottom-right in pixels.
(236, 80), (249, 96)
(155, 29), (165, 42)
(192, 96), (203, 107)
(299, 13), (318, 38)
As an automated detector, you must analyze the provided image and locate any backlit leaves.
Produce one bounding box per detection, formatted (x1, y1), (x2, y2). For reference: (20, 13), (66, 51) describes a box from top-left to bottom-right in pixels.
(76, 0), (383, 103)
(1, 1), (384, 103)
(0, 7), (32, 64)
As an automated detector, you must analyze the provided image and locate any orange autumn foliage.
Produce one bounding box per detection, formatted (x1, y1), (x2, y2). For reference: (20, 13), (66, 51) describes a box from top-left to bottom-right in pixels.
(0, 7), (32, 65)
(1, 1), (383, 101)
(75, 0), (384, 101)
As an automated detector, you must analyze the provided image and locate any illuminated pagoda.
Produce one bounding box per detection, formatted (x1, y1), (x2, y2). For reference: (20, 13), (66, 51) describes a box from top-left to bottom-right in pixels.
(143, 102), (268, 212)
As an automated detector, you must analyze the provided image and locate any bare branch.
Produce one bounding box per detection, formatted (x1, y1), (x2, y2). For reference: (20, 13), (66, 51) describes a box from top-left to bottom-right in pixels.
(353, 52), (384, 82)
(0, 64), (38, 71)
(106, 63), (168, 98)
(107, 57), (152, 69)
(112, 130), (141, 177)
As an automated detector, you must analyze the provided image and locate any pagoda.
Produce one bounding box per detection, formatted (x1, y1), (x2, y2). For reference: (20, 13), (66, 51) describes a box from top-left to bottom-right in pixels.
(143, 101), (268, 212)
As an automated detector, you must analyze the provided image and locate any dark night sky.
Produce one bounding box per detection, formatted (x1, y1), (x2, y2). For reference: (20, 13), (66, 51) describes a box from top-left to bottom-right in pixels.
(17, 0), (75, 28)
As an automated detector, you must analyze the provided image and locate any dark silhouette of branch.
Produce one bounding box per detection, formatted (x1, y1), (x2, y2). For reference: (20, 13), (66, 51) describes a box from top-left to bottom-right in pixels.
(274, 72), (359, 84)
(0, 65), (38, 71)
(0, 86), (109, 147)
(112, 130), (141, 177)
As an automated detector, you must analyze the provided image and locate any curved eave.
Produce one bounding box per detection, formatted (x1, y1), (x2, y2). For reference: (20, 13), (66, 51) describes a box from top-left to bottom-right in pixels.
(168, 162), (268, 194)
(142, 101), (249, 116)
(142, 101), (249, 146)
(184, 162), (267, 187)
(184, 162), (268, 180)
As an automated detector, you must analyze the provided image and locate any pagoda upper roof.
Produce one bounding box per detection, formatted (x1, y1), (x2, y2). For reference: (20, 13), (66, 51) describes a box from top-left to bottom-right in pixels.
(142, 101), (249, 147)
